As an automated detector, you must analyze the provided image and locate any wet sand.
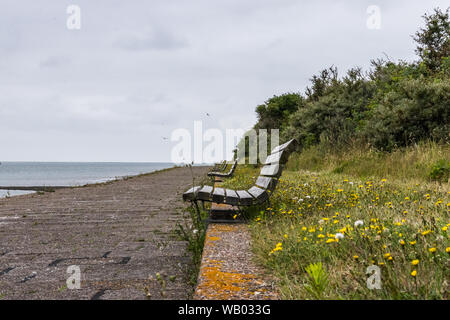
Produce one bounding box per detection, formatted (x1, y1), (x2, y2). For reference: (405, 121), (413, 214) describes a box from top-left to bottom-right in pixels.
(0, 166), (210, 300)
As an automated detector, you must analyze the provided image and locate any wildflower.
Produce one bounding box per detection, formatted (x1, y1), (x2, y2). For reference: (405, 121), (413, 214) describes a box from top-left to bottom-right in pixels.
(421, 230), (432, 236)
(411, 270), (417, 277)
(428, 247), (437, 253)
(410, 240), (416, 245)
(411, 259), (419, 266)
(354, 220), (364, 227)
(353, 255), (358, 259)
(337, 189), (344, 192)
(404, 197), (410, 200)
(384, 253), (391, 259)
(381, 178), (387, 182)
(442, 226), (448, 231)
(317, 234), (325, 238)
(269, 242), (283, 255)
(284, 234), (288, 239)
(192, 229), (198, 234)
(446, 247), (450, 253)
(335, 233), (344, 240)
(326, 238), (335, 243)
(399, 239), (405, 245)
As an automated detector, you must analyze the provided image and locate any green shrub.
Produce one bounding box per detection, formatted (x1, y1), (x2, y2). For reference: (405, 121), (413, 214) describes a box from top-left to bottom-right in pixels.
(429, 159), (450, 182)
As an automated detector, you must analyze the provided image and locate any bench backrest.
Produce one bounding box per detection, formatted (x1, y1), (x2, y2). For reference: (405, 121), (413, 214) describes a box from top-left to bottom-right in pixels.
(255, 139), (298, 193)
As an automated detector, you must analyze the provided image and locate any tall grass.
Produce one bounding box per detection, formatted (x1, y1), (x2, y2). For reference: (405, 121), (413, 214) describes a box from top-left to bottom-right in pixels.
(222, 141), (449, 299)
(287, 141), (450, 183)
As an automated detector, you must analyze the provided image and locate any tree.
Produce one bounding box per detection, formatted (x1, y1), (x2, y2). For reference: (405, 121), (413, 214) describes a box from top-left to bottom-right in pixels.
(413, 7), (450, 72)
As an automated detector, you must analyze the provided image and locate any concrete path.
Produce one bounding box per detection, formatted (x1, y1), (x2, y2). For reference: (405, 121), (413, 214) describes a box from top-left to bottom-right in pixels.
(0, 166), (209, 300)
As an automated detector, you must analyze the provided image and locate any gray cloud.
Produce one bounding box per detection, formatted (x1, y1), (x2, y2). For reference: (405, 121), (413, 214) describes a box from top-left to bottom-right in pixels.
(0, 0), (448, 162)
(114, 27), (188, 51)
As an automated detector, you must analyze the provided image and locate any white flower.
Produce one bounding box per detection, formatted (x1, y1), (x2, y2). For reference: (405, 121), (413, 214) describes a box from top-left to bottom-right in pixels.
(298, 198), (304, 203)
(335, 233), (344, 240)
(306, 195), (311, 199)
(349, 182), (354, 185)
(192, 229), (198, 234)
(354, 220), (364, 227)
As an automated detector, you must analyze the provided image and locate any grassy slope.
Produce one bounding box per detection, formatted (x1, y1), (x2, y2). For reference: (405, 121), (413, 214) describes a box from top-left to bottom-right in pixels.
(222, 142), (449, 299)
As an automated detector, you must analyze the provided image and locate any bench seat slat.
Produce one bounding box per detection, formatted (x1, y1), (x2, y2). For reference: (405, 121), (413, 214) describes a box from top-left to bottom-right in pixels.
(212, 187), (226, 203)
(264, 152), (282, 165)
(260, 164), (280, 177)
(183, 186), (201, 201)
(248, 186), (268, 204)
(271, 139), (296, 154)
(255, 176), (274, 190)
(197, 185), (213, 201)
(225, 189), (239, 206)
(236, 190), (253, 206)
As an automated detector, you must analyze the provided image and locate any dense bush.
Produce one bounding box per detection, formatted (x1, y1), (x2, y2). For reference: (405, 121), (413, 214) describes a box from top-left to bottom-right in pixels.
(248, 8), (450, 152)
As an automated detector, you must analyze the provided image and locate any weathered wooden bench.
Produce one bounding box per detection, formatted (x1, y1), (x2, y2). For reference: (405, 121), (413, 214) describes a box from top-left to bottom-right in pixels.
(207, 159), (239, 179)
(183, 139), (298, 212)
(211, 160), (227, 172)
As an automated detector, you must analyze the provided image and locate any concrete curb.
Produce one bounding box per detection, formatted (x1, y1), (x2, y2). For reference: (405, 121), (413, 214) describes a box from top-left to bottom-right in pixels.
(193, 223), (279, 300)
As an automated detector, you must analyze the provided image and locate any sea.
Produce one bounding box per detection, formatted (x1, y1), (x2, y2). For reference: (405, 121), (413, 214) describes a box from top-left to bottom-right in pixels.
(0, 162), (174, 198)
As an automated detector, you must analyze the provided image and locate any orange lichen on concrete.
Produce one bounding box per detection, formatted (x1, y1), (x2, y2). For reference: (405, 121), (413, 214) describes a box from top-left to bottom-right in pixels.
(195, 258), (257, 299)
(194, 222), (279, 300)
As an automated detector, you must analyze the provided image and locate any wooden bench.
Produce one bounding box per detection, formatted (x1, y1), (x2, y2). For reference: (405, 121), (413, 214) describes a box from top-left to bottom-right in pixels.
(211, 160), (227, 172)
(207, 159), (239, 179)
(183, 139), (298, 215)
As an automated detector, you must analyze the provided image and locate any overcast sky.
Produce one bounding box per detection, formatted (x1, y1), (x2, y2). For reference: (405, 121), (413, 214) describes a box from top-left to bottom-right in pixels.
(0, 0), (448, 162)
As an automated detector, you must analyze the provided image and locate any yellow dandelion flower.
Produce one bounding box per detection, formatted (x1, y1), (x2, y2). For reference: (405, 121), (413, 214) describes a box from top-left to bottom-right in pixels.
(421, 230), (432, 236)
(411, 259), (419, 266)
(353, 255), (359, 259)
(410, 240), (417, 245)
(446, 247), (450, 253)
(411, 270), (417, 277)
(428, 247), (437, 253)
